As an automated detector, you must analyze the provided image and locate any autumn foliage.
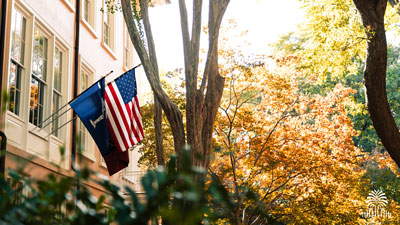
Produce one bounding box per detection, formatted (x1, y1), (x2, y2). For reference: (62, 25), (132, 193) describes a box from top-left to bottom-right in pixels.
(211, 53), (368, 224)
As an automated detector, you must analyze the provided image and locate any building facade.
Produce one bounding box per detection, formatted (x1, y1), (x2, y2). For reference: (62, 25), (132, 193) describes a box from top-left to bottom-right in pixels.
(0, 0), (147, 199)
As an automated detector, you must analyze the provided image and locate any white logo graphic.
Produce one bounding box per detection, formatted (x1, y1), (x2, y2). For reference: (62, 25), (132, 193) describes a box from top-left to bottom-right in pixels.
(361, 190), (392, 224)
(90, 114), (104, 129)
(90, 99), (106, 129)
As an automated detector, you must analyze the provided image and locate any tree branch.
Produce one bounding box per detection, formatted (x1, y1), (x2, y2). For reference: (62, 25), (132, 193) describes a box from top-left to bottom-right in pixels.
(122, 0), (185, 163)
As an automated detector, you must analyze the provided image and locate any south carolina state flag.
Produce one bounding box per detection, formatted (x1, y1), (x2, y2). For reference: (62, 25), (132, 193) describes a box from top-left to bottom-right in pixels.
(69, 77), (109, 155)
(105, 69), (144, 161)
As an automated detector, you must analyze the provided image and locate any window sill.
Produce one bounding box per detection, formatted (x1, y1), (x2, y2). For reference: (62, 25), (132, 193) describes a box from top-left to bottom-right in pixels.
(28, 123), (48, 141)
(61, 0), (75, 13)
(6, 110), (24, 124)
(50, 135), (64, 145)
(80, 151), (97, 163)
(100, 158), (107, 168)
(81, 19), (98, 39)
(101, 42), (117, 60)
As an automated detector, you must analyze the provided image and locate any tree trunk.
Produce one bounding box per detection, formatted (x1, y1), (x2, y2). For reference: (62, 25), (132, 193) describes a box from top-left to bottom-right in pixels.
(353, 0), (400, 166)
(121, 0), (186, 166)
(154, 96), (165, 165)
(121, 0), (230, 175)
(179, 0), (229, 172)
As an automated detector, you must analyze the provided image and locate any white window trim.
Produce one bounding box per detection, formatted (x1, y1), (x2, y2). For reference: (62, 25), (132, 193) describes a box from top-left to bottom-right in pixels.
(81, 0), (98, 39)
(101, 1), (116, 58)
(7, 3), (33, 122)
(50, 39), (69, 141)
(28, 21), (54, 133)
(123, 25), (134, 70)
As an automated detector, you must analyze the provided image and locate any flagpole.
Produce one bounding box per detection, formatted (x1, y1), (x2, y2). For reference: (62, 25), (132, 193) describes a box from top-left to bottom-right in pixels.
(31, 103), (70, 131)
(44, 116), (77, 139)
(37, 107), (72, 131)
(133, 64), (142, 70)
(108, 64), (141, 84)
(31, 70), (113, 131)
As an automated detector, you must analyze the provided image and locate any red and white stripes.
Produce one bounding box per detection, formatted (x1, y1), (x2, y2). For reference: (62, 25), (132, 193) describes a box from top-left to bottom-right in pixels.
(105, 81), (144, 152)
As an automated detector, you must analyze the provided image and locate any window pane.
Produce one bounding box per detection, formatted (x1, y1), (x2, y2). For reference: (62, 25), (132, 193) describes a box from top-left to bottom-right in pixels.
(9, 8), (25, 115)
(103, 23), (109, 46)
(84, 0), (89, 22)
(29, 77), (45, 127)
(29, 78), (38, 125)
(79, 69), (89, 150)
(80, 70), (88, 93)
(52, 48), (63, 137)
(30, 28), (47, 127)
(78, 121), (86, 152)
(52, 92), (61, 137)
(104, 10), (108, 23)
(42, 37), (48, 80)
(54, 48), (62, 92)
(124, 29), (130, 67)
(33, 29), (48, 81)
(103, 6), (110, 47)
(11, 9), (26, 64)
(8, 62), (21, 115)
(125, 47), (128, 67)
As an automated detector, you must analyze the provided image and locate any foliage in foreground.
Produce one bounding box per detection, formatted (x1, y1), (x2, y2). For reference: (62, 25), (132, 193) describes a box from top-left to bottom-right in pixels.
(0, 149), (244, 225)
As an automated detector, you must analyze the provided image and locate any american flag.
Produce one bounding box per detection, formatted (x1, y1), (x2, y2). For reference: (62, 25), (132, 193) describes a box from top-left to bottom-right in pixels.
(105, 69), (144, 152)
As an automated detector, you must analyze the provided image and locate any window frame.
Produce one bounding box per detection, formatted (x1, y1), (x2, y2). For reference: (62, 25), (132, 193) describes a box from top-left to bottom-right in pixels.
(123, 24), (134, 70)
(8, 7), (27, 116)
(29, 26), (49, 128)
(81, 0), (96, 31)
(51, 45), (64, 138)
(103, 10), (112, 47)
(8, 3), (69, 138)
(101, 0), (115, 57)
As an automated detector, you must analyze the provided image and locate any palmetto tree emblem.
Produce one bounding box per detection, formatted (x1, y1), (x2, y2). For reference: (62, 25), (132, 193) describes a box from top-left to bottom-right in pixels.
(366, 190), (388, 208)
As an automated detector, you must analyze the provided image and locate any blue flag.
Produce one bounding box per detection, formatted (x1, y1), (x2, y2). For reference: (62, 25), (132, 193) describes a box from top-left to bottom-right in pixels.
(70, 78), (109, 155)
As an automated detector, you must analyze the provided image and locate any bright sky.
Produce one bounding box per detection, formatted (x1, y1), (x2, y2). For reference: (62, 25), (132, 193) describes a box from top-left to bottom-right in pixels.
(148, 0), (304, 72)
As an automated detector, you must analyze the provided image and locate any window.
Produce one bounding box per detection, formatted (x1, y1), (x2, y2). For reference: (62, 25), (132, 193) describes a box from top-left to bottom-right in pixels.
(7, 3), (70, 151)
(103, 3), (114, 50)
(30, 28), (48, 127)
(124, 26), (133, 68)
(78, 68), (89, 152)
(9, 9), (26, 115)
(52, 47), (63, 137)
(103, 11), (110, 46)
(82, 0), (95, 27)
(83, 0), (90, 22)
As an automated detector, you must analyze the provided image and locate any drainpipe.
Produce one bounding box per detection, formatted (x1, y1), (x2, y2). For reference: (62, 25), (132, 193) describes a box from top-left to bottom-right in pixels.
(72, 0), (81, 205)
(72, 0), (80, 172)
(0, 0), (8, 177)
